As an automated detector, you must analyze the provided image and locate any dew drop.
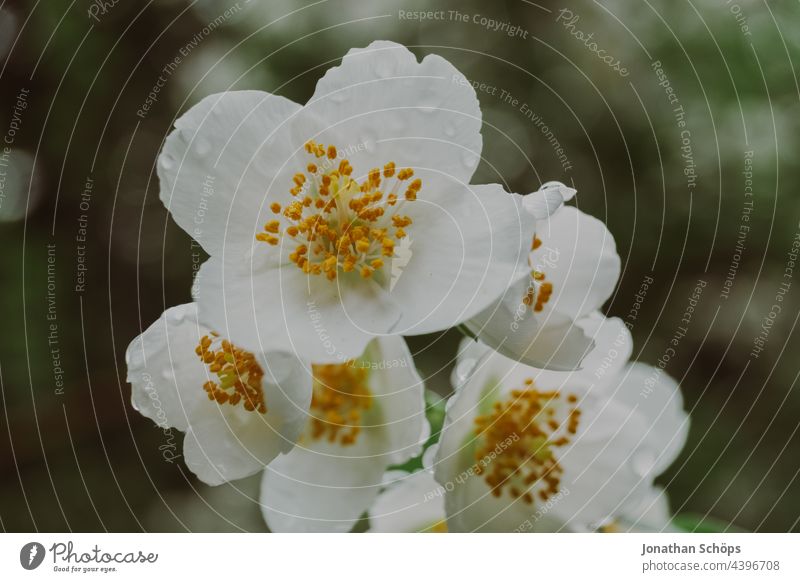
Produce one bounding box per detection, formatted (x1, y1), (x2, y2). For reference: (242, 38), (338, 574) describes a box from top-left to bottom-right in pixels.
(419, 89), (442, 114)
(330, 90), (349, 103)
(454, 357), (477, 387)
(160, 154), (175, 170)
(461, 150), (478, 168)
(630, 448), (657, 478)
(194, 137), (211, 156)
(361, 128), (379, 154)
(444, 122), (457, 138)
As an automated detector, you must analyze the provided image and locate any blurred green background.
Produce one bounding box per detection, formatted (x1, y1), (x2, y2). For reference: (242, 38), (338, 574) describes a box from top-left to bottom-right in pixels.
(1, 0), (798, 531)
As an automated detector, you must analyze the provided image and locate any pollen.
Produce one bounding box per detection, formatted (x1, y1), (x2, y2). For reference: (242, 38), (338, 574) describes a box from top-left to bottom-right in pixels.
(309, 362), (373, 446)
(256, 141), (419, 282)
(472, 380), (580, 505)
(195, 334), (267, 414)
(522, 236), (553, 312)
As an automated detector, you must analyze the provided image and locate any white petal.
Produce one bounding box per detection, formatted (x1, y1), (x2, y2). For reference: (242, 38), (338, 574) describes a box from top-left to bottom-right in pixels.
(259, 336), (426, 532)
(606, 363), (689, 476)
(194, 256), (402, 362)
(523, 181), (575, 219)
(618, 486), (676, 532)
(158, 91), (302, 257)
(126, 303), (213, 431)
(368, 470), (446, 533)
(362, 336), (428, 465)
(181, 351), (310, 486)
(260, 437), (386, 532)
(554, 399), (652, 529)
(534, 206), (621, 319)
(305, 41), (482, 191)
(464, 276), (595, 371)
(390, 183), (535, 335)
(575, 313), (633, 381)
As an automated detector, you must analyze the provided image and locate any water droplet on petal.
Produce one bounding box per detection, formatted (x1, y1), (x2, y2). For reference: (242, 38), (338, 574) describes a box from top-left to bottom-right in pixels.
(461, 150), (478, 168)
(361, 129), (379, 154)
(444, 122), (457, 138)
(161, 369), (174, 381)
(630, 448), (657, 478)
(160, 154), (175, 170)
(419, 89), (443, 114)
(330, 91), (349, 103)
(454, 358), (477, 387)
(194, 137), (211, 156)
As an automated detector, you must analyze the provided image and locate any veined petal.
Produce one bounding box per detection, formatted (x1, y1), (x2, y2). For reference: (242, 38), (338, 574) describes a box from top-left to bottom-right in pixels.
(389, 183), (535, 335)
(368, 470), (446, 533)
(463, 276), (595, 371)
(126, 305), (311, 486)
(126, 303), (212, 432)
(158, 91), (302, 257)
(260, 434), (387, 532)
(176, 347), (310, 486)
(523, 181), (576, 220)
(306, 40), (482, 192)
(259, 336), (426, 532)
(534, 206), (621, 319)
(361, 336), (428, 465)
(193, 256), (402, 363)
(606, 363), (689, 476)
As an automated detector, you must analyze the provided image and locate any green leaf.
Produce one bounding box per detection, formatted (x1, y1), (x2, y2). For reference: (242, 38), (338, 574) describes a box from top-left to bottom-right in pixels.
(386, 390), (448, 473)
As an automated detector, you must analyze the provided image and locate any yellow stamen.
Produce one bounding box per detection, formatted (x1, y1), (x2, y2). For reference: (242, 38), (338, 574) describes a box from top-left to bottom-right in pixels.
(472, 380), (580, 505)
(195, 335), (267, 414)
(256, 142), (421, 282)
(309, 362), (373, 445)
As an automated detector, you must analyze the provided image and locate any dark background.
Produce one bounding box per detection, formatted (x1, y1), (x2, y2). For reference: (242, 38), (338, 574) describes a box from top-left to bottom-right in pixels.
(1, 0), (798, 531)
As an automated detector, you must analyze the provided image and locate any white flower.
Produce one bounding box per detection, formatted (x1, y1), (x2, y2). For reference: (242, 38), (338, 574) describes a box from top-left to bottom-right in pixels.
(599, 486), (678, 533)
(367, 470), (447, 533)
(433, 334), (688, 532)
(259, 335), (428, 532)
(158, 40), (535, 362)
(126, 303), (311, 485)
(464, 185), (621, 371)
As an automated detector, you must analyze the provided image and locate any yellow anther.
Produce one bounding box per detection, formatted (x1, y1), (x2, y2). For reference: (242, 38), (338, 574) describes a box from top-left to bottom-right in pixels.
(327, 145), (337, 159)
(383, 162), (396, 178)
(310, 362), (373, 445)
(270, 202), (282, 214)
(196, 335), (267, 414)
(263, 220), (280, 234)
(473, 380), (579, 505)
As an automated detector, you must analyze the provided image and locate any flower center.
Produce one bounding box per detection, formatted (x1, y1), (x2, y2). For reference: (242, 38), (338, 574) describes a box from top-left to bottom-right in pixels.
(309, 361), (373, 445)
(473, 379), (580, 505)
(195, 334), (267, 414)
(257, 141), (420, 282)
(522, 236), (553, 312)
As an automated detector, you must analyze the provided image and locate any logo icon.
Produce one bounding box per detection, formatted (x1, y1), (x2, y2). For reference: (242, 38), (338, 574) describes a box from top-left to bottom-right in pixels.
(20, 542), (46, 570)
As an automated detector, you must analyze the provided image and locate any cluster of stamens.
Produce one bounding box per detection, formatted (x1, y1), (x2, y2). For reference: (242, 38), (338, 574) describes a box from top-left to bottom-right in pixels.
(309, 362), (373, 445)
(195, 334), (267, 414)
(522, 236), (554, 312)
(473, 379), (580, 505)
(256, 141), (420, 282)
